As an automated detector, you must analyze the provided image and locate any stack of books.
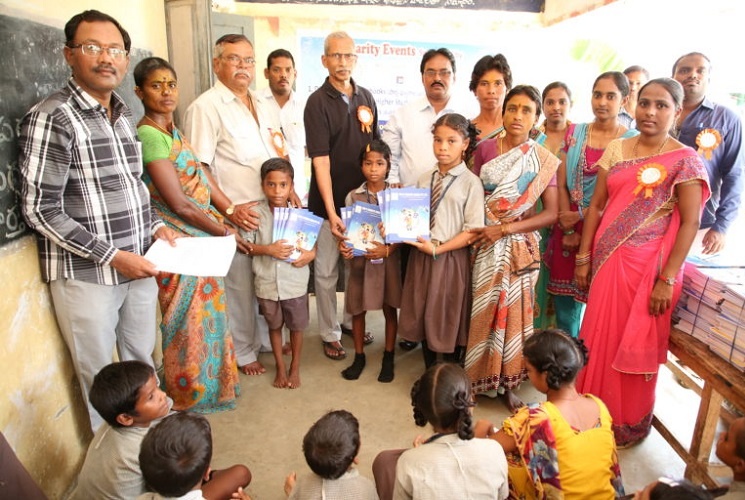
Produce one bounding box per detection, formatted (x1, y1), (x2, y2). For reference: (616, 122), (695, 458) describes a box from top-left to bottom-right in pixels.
(378, 187), (430, 244)
(341, 202), (384, 257)
(272, 207), (323, 262)
(674, 259), (745, 370)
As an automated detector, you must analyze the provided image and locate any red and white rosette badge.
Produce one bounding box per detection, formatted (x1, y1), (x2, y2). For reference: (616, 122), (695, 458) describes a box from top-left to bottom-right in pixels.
(269, 128), (287, 157)
(633, 163), (667, 198)
(357, 105), (373, 134)
(696, 128), (722, 160)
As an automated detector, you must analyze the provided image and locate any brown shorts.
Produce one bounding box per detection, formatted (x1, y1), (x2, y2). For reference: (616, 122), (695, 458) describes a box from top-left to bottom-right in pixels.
(257, 295), (309, 331)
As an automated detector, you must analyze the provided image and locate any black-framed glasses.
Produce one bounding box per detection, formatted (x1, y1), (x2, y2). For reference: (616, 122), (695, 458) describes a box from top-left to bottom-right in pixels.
(68, 43), (128, 60)
(222, 54), (256, 66)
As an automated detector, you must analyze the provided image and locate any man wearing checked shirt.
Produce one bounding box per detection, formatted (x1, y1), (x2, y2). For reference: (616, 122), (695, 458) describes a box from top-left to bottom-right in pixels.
(19, 10), (177, 432)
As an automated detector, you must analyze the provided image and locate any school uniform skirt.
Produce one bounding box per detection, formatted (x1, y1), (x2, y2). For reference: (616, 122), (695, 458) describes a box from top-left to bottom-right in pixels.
(345, 250), (402, 316)
(398, 247), (471, 353)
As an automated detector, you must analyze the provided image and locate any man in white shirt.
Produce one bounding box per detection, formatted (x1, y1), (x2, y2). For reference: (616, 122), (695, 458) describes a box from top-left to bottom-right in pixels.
(382, 48), (473, 188)
(257, 49), (308, 205)
(184, 34), (298, 376)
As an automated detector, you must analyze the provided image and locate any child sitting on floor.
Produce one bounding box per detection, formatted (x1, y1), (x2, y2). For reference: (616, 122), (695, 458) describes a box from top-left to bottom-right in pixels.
(715, 416), (745, 499)
(138, 412), (251, 500)
(284, 410), (378, 499)
(476, 329), (624, 499)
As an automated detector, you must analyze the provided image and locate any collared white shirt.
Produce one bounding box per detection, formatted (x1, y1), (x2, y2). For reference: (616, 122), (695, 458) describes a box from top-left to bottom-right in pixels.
(382, 94), (474, 187)
(256, 87), (308, 203)
(183, 80), (273, 203)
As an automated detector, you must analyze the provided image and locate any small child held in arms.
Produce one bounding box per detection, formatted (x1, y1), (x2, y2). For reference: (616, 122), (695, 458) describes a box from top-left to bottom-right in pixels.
(338, 140), (402, 382)
(71, 361), (172, 500)
(243, 158), (315, 389)
(476, 329), (623, 499)
(138, 412), (251, 500)
(284, 410), (378, 499)
(715, 416), (745, 499)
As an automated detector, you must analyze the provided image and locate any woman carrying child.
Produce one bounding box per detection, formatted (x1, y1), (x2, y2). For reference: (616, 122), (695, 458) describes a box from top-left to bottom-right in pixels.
(339, 140), (402, 382)
(477, 329), (624, 499)
(397, 113), (485, 368)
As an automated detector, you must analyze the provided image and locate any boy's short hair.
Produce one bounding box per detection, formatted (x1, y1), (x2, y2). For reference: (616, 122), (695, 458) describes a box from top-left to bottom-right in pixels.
(139, 413), (213, 497)
(260, 157), (294, 181)
(302, 410), (360, 480)
(89, 361), (154, 427)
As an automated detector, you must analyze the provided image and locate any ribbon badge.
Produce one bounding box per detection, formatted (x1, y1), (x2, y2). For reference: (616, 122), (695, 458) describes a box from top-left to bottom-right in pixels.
(633, 163), (667, 198)
(696, 128), (722, 160)
(269, 128), (287, 158)
(357, 106), (373, 134)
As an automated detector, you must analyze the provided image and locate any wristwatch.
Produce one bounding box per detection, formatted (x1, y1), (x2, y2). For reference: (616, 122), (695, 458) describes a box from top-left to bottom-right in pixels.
(658, 274), (676, 286)
(226, 204), (235, 216)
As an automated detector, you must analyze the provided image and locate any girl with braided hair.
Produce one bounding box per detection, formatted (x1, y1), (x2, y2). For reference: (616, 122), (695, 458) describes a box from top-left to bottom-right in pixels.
(476, 329), (624, 499)
(373, 363), (508, 500)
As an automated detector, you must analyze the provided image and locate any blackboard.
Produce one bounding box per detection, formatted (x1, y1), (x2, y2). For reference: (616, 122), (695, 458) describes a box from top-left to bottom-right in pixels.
(0, 14), (149, 247)
(236, 0), (543, 11)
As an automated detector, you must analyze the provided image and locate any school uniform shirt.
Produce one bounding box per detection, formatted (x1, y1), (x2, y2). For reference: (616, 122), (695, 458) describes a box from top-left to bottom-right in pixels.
(288, 468), (379, 500)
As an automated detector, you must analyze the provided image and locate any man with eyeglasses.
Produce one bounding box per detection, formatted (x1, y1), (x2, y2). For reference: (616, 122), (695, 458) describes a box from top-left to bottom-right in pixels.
(381, 47), (472, 351)
(257, 48), (308, 205)
(304, 31), (379, 362)
(18, 10), (177, 432)
(184, 34), (295, 377)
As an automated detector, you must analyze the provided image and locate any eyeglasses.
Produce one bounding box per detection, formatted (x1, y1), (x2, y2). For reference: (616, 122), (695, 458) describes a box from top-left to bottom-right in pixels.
(326, 53), (358, 62)
(69, 43), (128, 60)
(424, 69), (452, 79)
(222, 55), (256, 66)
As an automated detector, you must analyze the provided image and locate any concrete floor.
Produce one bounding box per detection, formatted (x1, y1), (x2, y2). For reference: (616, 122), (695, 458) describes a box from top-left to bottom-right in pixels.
(204, 293), (732, 500)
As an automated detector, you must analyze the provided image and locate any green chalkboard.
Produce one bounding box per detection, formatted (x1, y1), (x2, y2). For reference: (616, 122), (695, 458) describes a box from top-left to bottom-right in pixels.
(0, 14), (149, 247)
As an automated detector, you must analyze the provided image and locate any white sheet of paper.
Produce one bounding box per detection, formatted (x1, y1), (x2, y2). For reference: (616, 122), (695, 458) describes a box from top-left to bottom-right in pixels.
(144, 236), (236, 277)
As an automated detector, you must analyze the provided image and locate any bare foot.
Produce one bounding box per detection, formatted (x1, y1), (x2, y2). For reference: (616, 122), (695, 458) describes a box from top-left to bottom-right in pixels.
(287, 369), (301, 389)
(500, 389), (524, 413)
(282, 342), (292, 356)
(273, 370), (289, 388)
(238, 361), (266, 376)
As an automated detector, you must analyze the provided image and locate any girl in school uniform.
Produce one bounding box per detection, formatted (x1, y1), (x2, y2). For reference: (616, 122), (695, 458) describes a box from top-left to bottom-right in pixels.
(338, 140), (402, 382)
(397, 113), (485, 368)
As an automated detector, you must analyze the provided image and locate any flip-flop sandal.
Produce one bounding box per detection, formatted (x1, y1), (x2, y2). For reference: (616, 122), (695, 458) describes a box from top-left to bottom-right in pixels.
(323, 341), (347, 360)
(341, 327), (375, 345)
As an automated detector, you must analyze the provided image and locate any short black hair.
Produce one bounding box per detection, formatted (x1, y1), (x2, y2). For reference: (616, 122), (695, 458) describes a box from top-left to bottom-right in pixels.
(671, 52), (711, 76)
(89, 361), (154, 427)
(503, 84), (542, 119)
(648, 479), (714, 500)
(65, 10), (131, 53)
(542, 81), (572, 103)
(214, 34), (253, 58)
(523, 329), (589, 390)
(420, 48), (456, 75)
(139, 413), (213, 497)
(260, 157), (294, 181)
(359, 139), (392, 176)
(623, 65), (650, 80)
(411, 363), (475, 440)
(594, 71), (630, 98)
(267, 48), (295, 69)
(469, 54), (512, 93)
(133, 57), (176, 88)
(302, 410), (360, 480)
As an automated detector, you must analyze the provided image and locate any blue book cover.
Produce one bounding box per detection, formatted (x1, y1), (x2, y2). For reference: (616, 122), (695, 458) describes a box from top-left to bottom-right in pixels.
(345, 202), (384, 256)
(383, 187), (430, 243)
(274, 208), (323, 262)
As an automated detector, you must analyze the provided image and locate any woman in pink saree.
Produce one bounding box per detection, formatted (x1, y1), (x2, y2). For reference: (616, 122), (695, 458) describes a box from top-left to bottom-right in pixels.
(575, 78), (710, 447)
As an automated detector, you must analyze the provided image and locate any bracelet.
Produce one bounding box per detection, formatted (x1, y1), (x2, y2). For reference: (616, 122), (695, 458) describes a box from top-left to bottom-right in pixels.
(386, 246), (390, 258)
(432, 245), (438, 260)
(563, 228), (576, 235)
(501, 223), (511, 238)
(224, 227), (231, 236)
(575, 251), (591, 260)
(577, 205), (584, 220)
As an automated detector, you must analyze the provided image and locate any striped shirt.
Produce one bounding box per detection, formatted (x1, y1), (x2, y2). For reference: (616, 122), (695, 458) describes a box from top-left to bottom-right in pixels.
(19, 79), (161, 285)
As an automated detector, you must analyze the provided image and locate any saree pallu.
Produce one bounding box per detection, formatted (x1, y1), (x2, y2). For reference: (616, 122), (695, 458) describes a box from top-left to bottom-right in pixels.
(143, 127), (239, 413)
(576, 147), (709, 446)
(503, 395), (623, 499)
(465, 140), (560, 394)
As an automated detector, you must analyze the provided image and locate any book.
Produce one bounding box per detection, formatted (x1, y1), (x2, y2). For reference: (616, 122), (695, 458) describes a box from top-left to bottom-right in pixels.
(345, 202), (384, 257)
(273, 207), (323, 262)
(381, 187), (431, 243)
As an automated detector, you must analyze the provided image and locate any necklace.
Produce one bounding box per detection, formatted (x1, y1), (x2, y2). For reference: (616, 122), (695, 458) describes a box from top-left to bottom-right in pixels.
(632, 135), (669, 158)
(143, 115), (173, 136)
(588, 122), (620, 149)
